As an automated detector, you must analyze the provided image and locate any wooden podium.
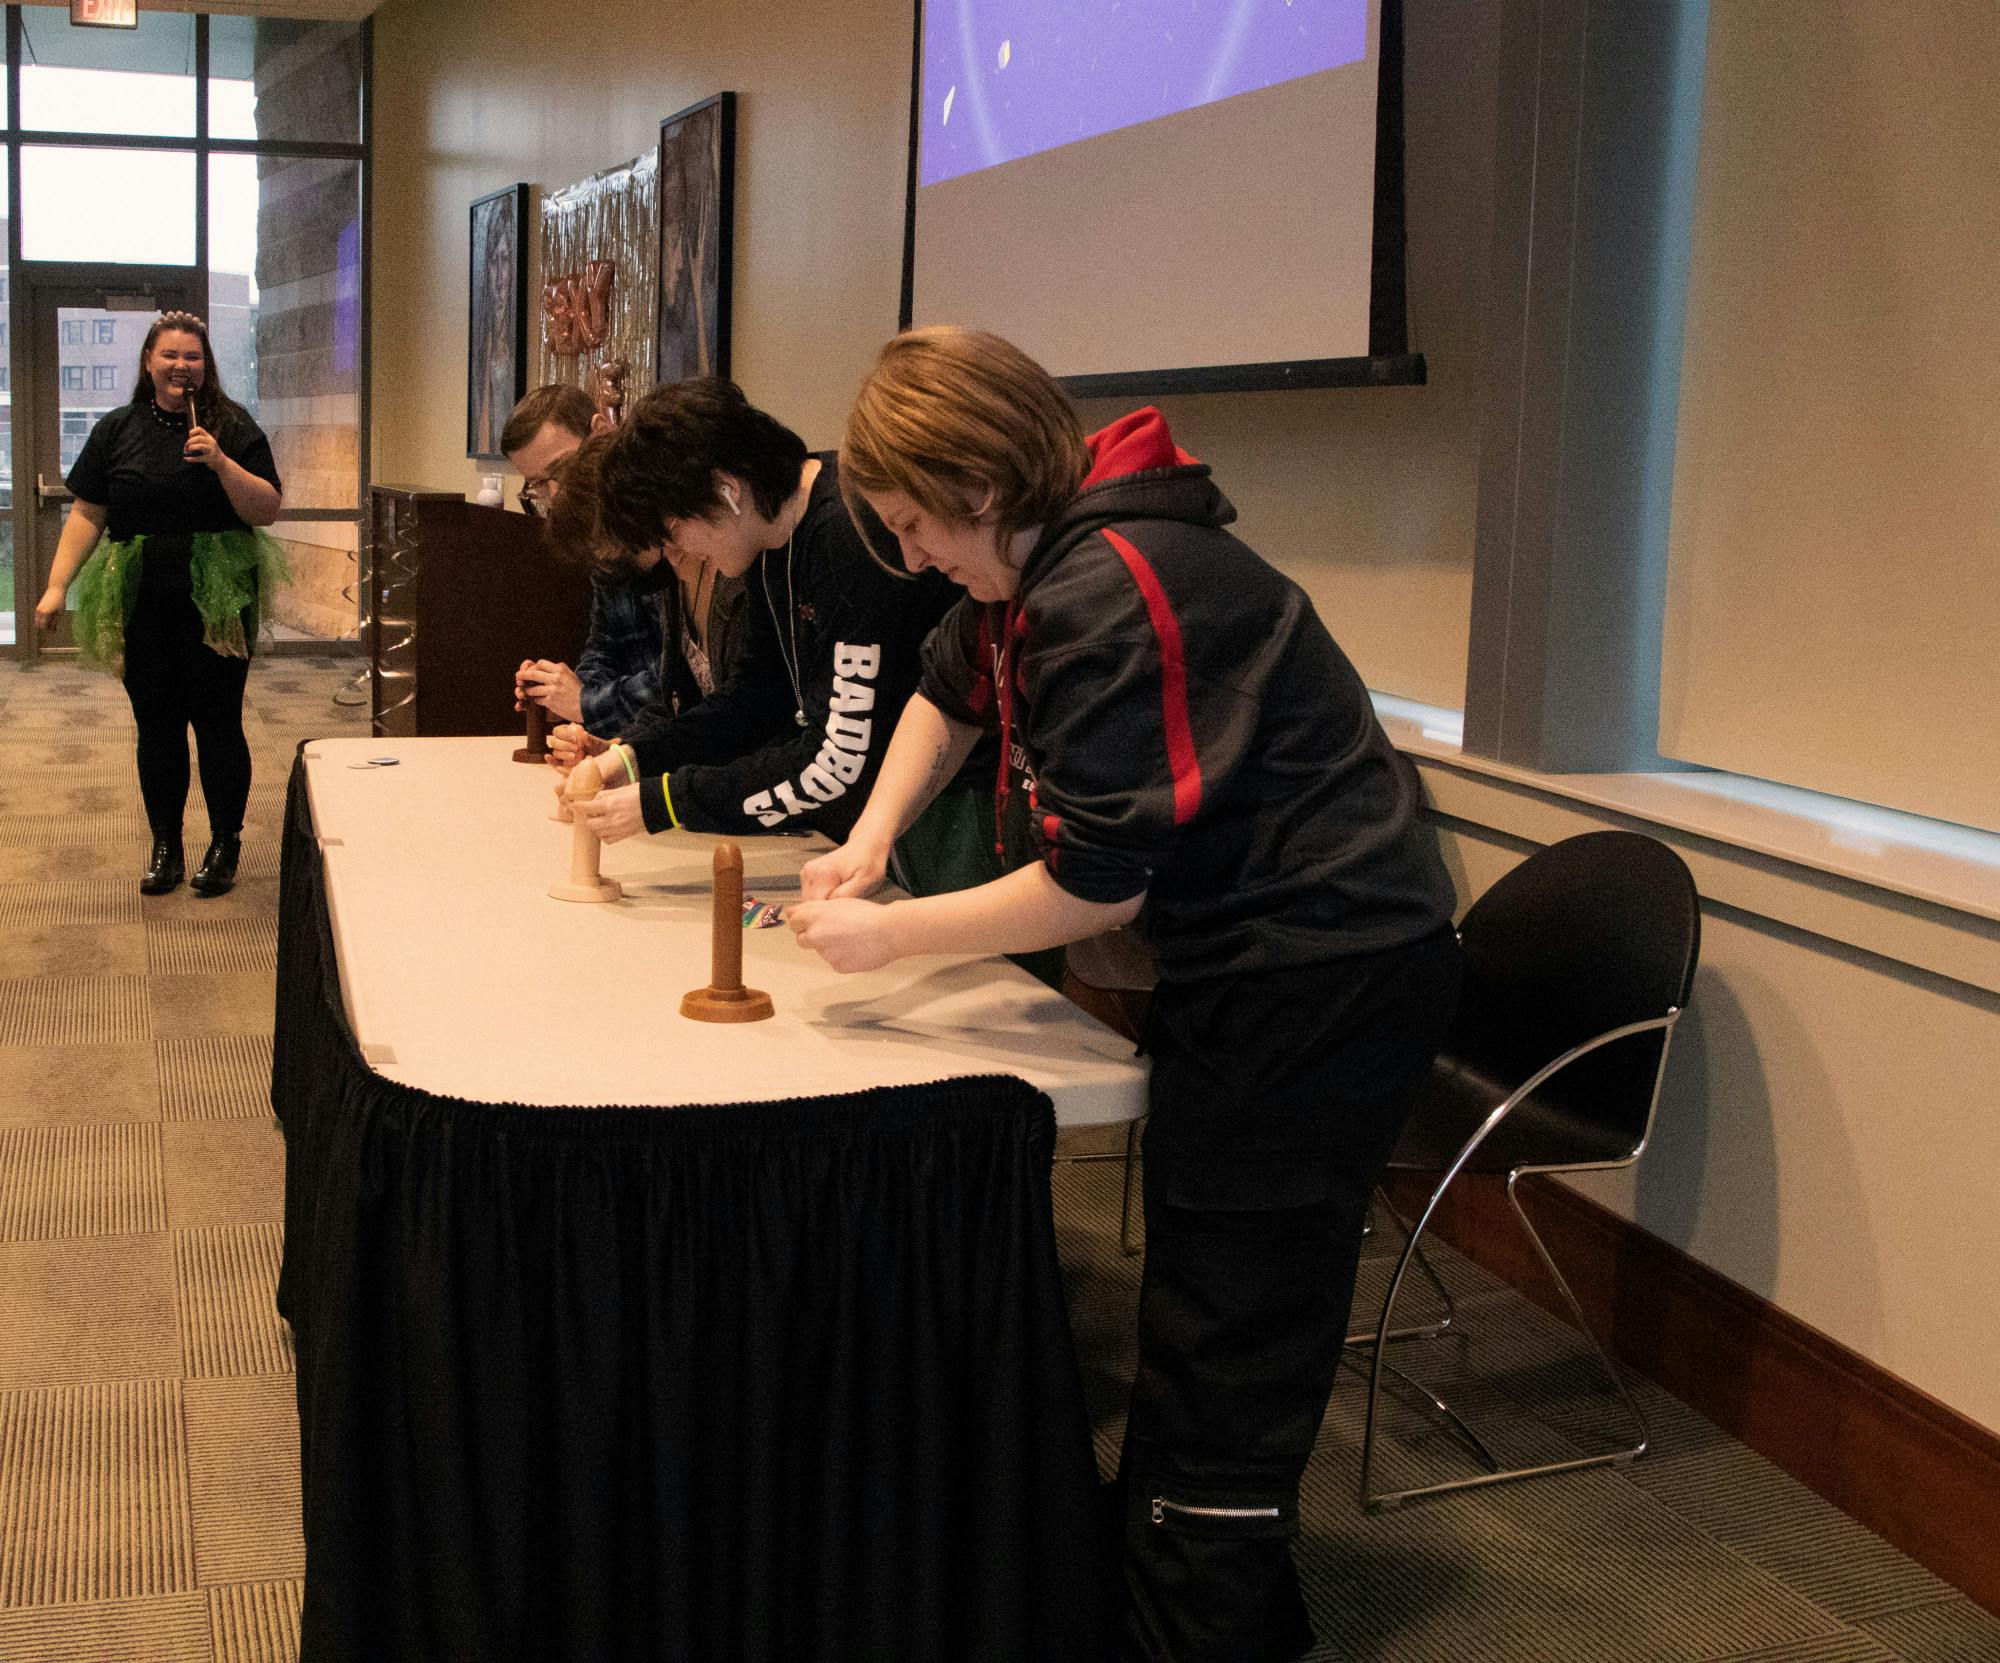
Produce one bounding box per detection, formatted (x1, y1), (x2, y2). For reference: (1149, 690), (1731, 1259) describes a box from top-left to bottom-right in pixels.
(367, 487), (595, 738)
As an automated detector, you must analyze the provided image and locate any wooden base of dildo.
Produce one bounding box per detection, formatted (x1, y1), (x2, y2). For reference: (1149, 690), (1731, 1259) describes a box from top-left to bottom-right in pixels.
(681, 842), (774, 1022)
(514, 699), (552, 764)
(547, 755), (623, 904)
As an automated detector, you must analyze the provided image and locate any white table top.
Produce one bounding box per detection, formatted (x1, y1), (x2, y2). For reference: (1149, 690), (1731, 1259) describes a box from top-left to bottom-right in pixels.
(302, 736), (1147, 1127)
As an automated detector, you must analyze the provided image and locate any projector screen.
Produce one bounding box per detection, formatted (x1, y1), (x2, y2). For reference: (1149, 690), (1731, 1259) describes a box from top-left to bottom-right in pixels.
(903, 0), (1412, 393)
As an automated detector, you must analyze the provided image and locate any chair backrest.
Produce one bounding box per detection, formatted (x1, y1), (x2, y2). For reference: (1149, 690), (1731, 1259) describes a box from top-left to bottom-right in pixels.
(1452, 831), (1700, 1152)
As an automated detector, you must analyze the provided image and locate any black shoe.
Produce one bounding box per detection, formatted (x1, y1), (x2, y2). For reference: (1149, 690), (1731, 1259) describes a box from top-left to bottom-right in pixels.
(190, 834), (242, 898)
(140, 832), (184, 895)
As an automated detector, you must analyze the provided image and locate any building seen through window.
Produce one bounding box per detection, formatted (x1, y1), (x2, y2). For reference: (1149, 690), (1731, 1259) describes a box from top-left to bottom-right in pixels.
(1, 12), (365, 648)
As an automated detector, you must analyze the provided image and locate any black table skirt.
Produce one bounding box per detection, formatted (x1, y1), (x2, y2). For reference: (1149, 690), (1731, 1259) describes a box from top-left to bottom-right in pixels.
(273, 753), (1115, 1662)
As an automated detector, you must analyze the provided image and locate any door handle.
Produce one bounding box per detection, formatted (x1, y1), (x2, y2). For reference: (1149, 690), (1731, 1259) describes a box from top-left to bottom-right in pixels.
(36, 473), (72, 506)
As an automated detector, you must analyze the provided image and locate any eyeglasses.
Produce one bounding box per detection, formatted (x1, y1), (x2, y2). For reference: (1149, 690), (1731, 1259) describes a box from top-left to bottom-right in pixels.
(518, 476), (557, 519)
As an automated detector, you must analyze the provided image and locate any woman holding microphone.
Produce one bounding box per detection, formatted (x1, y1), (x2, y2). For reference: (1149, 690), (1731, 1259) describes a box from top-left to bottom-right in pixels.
(36, 310), (284, 896)
(788, 328), (1461, 1663)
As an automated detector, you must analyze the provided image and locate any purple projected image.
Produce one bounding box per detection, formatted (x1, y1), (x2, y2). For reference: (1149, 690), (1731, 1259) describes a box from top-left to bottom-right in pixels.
(919, 0), (1369, 187)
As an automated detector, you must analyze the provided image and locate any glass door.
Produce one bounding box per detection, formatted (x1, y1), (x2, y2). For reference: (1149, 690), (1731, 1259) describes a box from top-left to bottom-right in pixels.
(16, 270), (193, 655)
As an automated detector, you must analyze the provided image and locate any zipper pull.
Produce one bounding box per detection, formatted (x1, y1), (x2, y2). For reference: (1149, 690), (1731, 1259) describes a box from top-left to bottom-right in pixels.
(1150, 1498), (1165, 1526)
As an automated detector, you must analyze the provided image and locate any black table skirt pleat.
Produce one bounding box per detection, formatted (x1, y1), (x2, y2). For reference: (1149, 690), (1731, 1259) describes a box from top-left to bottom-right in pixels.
(273, 751), (1116, 1662)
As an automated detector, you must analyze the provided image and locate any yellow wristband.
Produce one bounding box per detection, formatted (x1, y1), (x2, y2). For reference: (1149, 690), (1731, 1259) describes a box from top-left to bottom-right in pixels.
(659, 772), (681, 830)
(614, 745), (639, 786)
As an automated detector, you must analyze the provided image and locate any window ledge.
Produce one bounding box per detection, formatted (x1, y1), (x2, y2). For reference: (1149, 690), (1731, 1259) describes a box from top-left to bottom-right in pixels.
(1372, 695), (2000, 995)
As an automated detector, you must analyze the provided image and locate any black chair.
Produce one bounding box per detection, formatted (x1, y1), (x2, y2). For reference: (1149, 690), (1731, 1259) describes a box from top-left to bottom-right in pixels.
(1357, 830), (1700, 1509)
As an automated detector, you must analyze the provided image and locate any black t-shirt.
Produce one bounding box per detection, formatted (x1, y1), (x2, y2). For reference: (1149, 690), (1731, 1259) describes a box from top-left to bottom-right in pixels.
(67, 403), (282, 590)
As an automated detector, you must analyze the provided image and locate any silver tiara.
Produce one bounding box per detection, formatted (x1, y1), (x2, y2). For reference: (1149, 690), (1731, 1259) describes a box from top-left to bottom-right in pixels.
(157, 309), (208, 331)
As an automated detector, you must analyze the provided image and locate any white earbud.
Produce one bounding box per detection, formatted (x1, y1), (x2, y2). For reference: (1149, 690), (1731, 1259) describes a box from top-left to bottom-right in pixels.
(720, 484), (741, 517)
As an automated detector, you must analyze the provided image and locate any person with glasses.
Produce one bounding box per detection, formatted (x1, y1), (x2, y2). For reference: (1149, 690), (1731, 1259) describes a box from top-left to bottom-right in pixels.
(502, 384), (753, 736)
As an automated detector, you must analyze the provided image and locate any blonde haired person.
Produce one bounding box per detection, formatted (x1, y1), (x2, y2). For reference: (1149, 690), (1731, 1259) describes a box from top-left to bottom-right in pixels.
(789, 328), (1462, 1663)
(36, 311), (284, 897)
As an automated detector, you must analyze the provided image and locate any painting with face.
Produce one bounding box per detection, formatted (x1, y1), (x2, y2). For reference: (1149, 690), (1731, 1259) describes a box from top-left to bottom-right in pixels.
(656, 94), (736, 387)
(468, 183), (530, 460)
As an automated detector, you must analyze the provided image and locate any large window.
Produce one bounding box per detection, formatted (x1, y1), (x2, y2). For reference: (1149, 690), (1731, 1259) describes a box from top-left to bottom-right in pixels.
(4, 6), (369, 647)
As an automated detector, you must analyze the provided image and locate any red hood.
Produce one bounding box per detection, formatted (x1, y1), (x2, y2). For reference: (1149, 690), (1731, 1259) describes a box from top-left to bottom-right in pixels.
(1081, 407), (1200, 487)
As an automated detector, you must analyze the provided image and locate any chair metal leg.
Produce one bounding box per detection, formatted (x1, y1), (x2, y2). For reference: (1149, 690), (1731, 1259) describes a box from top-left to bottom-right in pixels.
(1050, 1117), (1145, 1256)
(1337, 1348), (1500, 1470)
(1118, 1118), (1141, 1256)
(1345, 1187), (1458, 1345)
(1358, 1168), (1650, 1511)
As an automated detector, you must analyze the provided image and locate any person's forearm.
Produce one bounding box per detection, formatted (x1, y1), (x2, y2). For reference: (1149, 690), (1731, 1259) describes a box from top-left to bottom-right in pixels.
(42, 505), (108, 599)
(846, 694), (981, 853)
(215, 458), (282, 527)
(881, 862), (1142, 960)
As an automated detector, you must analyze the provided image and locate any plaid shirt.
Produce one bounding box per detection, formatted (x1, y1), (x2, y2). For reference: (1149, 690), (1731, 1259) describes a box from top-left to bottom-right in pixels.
(576, 573), (666, 736)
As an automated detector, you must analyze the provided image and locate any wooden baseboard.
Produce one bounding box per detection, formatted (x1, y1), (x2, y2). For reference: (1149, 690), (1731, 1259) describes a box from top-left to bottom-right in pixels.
(1382, 1171), (2000, 1615)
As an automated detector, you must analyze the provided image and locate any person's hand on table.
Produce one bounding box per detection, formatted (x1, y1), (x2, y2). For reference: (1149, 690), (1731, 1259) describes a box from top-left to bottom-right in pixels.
(548, 721), (608, 772)
(787, 898), (901, 974)
(799, 836), (891, 901)
(516, 659), (583, 724)
(573, 780), (645, 843)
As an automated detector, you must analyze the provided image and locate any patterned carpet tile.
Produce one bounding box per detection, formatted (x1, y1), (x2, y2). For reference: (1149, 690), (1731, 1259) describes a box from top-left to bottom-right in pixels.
(1626, 1395), (1960, 1623)
(160, 1121), (285, 1232)
(0, 882), (141, 929)
(147, 971), (278, 1043)
(145, 918), (279, 979)
(158, 1035), (276, 1122)
(1706, 1634), (1902, 1661)
(0, 1042), (161, 1127)
(0, 1235), (181, 1391)
(0, 810), (152, 846)
(176, 1225), (292, 1380)
(0, 1123), (167, 1241)
(0, 1594), (211, 1662)
(0, 976), (152, 1048)
(208, 1578), (304, 1663)
(0, 1379), (196, 1607)
(182, 1376), (305, 1587)
(1861, 1598), (2000, 1662)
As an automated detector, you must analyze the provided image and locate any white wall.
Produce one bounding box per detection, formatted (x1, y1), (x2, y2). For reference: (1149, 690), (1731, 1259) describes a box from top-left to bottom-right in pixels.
(1425, 781), (2000, 1435)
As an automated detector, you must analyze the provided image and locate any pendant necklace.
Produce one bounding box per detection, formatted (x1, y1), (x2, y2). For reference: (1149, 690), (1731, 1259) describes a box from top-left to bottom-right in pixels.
(762, 530), (807, 727)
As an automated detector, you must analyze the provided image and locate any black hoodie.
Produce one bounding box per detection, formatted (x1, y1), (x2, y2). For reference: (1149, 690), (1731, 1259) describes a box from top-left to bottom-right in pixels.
(919, 408), (1455, 983)
(631, 456), (959, 840)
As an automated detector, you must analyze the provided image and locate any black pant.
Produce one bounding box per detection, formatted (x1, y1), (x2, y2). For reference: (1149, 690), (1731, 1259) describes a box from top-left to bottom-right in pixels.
(121, 583), (254, 839)
(1120, 929), (1462, 1663)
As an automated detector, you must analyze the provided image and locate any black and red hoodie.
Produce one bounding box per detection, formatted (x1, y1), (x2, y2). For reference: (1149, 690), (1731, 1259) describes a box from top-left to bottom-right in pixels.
(918, 408), (1455, 983)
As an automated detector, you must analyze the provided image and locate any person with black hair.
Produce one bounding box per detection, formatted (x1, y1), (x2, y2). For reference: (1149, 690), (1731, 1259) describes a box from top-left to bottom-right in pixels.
(547, 378), (967, 864)
(36, 310), (284, 898)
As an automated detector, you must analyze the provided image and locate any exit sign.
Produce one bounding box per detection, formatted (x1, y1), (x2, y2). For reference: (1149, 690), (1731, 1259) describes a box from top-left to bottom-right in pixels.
(71, 0), (138, 27)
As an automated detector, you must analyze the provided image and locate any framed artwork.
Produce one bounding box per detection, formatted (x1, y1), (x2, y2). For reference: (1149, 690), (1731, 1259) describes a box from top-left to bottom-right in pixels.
(656, 92), (736, 384)
(468, 182), (530, 460)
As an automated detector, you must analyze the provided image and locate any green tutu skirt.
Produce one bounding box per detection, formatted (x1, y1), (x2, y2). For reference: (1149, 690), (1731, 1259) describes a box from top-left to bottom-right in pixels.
(70, 529), (290, 674)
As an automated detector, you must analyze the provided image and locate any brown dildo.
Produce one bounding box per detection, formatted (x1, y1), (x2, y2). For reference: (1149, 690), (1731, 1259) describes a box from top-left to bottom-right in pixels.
(681, 843), (774, 1022)
(513, 700), (551, 764)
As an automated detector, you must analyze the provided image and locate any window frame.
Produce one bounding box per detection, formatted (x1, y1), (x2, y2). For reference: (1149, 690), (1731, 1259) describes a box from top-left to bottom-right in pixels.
(3, 5), (373, 658)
